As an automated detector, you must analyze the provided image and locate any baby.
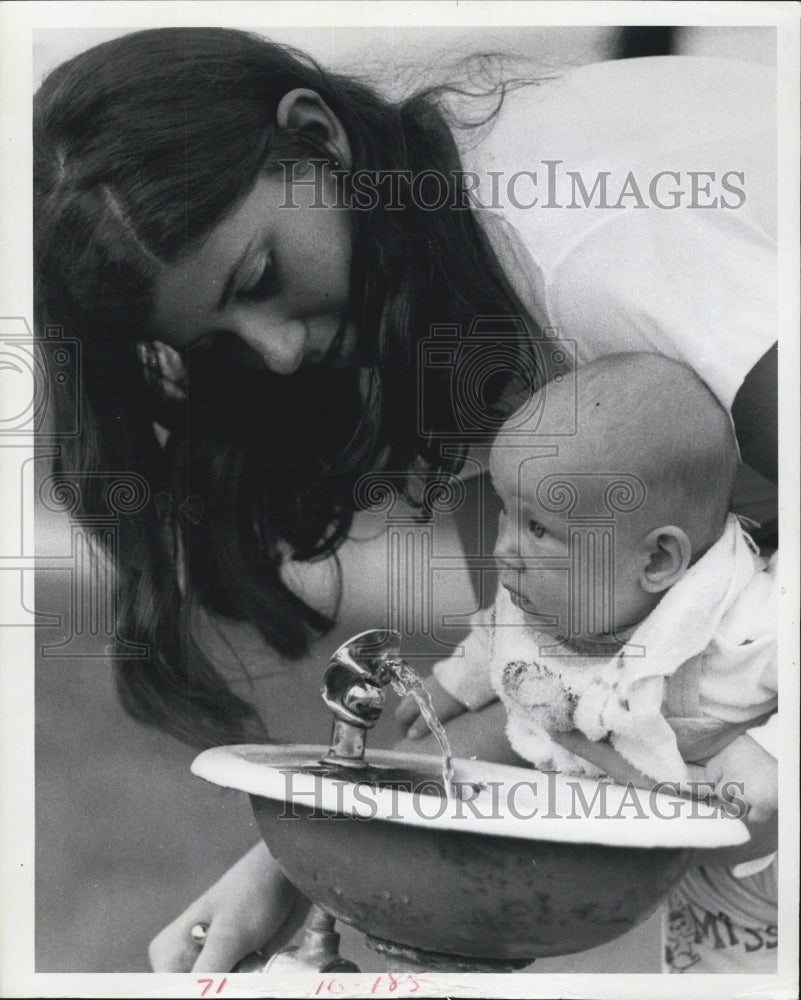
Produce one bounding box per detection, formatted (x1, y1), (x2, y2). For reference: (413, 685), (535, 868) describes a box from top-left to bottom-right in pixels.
(401, 352), (777, 785)
(399, 352), (779, 972)
(398, 352), (779, 972)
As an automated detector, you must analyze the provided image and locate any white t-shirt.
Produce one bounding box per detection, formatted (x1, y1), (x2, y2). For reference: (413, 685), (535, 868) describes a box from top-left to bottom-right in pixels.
(460, 56), (777, 410)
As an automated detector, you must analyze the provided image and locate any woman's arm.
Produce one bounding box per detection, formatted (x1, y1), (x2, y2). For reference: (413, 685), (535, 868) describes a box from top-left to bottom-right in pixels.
(551, 730), (778, 867)
(148, 841), (310, 972)
(148, 702), (518, 972)
(732, 343), (778, 486)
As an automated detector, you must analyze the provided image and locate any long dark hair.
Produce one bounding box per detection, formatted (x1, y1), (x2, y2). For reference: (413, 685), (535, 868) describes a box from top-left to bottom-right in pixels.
(34, 28), (541, 745)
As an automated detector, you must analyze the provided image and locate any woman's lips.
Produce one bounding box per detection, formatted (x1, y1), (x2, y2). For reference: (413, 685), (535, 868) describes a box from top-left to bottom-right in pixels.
(302, 317), (355, 369)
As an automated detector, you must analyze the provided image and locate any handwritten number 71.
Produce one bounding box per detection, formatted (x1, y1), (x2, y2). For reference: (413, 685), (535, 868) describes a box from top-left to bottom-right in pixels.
(197, 978), (227, 996)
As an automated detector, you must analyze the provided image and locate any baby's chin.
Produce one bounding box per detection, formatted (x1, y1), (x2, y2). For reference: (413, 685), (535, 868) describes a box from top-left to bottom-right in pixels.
(501, 584), (624, 652)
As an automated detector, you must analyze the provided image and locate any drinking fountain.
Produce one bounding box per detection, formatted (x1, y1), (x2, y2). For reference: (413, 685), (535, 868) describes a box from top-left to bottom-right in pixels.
(192, 628), (750, 973)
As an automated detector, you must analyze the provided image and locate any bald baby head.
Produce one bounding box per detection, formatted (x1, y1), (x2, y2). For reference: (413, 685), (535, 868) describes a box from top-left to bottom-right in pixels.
(507, 352), (739, 555)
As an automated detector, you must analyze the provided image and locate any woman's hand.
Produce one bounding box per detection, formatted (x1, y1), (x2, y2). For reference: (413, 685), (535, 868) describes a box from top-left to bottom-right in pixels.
(681, 733), (778, 866)
(148, 841), (311, 973)
(551, 729), (778, 866)
(682, 733), (778, 825)
(550, 730), (653, 787)
(394, 676), (468, 739)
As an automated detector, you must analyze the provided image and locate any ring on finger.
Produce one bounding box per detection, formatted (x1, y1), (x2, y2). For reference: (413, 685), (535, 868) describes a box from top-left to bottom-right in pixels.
(190, 922), (210, 946)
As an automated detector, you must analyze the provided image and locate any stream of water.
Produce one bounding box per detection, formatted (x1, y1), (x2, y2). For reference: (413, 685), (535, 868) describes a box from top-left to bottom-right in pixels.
(388, 659), (456, 799)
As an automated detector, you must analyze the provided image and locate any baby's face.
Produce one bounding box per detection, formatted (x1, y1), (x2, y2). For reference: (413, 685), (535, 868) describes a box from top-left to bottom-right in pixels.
(489, 440), (652, 643)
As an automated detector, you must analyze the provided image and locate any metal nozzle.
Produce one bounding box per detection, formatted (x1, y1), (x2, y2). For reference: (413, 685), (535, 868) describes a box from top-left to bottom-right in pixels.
(320, 629), (401, 768)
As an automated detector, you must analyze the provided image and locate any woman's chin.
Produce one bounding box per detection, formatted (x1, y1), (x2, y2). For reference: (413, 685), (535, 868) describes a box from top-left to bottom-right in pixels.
(323, 318), (359, 369)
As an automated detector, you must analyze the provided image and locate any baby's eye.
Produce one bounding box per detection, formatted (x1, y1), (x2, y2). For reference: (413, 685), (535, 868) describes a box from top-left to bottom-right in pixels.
(528, 520), (546, 538)
(239, 250), (277, 301)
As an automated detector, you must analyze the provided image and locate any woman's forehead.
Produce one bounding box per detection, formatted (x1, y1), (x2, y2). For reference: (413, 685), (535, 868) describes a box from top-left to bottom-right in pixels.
(150, 177), (280, 337)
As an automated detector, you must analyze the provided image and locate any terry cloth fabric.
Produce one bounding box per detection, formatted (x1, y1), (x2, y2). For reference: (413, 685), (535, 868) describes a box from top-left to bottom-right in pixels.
(434, 593), (620, 776)
(434, 514), (776, 782)
(487, 597), (617, 778)
(572, 514), (773, 783)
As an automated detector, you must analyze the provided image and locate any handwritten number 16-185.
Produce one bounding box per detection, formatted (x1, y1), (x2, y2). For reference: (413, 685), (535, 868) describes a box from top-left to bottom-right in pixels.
(315, 972), (425, 994)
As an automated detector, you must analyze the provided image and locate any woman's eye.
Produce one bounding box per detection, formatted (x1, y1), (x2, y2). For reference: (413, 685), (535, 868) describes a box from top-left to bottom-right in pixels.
(239, 250), (277, 301)
(528, 520), (545, 538)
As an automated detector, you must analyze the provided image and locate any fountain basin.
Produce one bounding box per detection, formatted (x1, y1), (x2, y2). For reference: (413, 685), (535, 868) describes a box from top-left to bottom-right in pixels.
(192, 744), (749, 962)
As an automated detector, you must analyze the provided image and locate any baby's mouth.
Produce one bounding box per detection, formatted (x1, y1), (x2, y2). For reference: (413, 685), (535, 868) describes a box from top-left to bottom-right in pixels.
(501, 580), (530, 611)
(501, 579), (552, 621)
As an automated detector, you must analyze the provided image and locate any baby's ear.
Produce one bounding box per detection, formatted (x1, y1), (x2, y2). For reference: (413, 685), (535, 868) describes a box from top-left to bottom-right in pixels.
(639, 526), (692, 594)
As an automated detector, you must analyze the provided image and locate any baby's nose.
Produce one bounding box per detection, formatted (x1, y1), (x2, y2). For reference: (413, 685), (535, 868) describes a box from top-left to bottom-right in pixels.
(493, 512), (520, 567)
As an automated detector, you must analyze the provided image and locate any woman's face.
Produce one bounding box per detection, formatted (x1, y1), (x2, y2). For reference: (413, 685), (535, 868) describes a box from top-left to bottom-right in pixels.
(151, 166), (357, 375)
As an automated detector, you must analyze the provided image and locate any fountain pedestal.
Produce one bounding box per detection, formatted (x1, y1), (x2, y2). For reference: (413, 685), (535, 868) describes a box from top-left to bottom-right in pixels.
(258, 907), (359, 974)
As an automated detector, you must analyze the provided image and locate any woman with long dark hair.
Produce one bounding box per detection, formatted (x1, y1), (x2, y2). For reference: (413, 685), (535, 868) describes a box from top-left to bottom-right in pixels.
(35, 27), (546, 746)
(34, 27), (777, 971)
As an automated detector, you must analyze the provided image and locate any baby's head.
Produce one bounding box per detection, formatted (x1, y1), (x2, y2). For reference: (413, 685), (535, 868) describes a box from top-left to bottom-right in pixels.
(490, 352), (739, 640)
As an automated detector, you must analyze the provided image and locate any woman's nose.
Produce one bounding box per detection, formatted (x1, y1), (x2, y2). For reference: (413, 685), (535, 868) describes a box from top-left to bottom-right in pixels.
(233, 314), (308, 375)
(493, 511), (520, 567)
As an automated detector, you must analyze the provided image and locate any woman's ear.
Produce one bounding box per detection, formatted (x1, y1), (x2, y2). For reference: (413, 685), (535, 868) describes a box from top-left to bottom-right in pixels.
(639, 526), (692, 594)
(276, 88), (352, 167)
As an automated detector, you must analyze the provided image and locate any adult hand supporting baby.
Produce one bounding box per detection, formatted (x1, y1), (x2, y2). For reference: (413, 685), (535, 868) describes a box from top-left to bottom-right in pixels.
(682, 733), (778, 867)
(148, 841), (310, 972)
(682, 733), (778, 824)
(552, 730), (778, 866)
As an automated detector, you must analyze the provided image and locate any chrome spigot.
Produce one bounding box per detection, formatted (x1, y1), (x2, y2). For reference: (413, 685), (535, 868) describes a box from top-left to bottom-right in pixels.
(320, 628), (401, 769)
